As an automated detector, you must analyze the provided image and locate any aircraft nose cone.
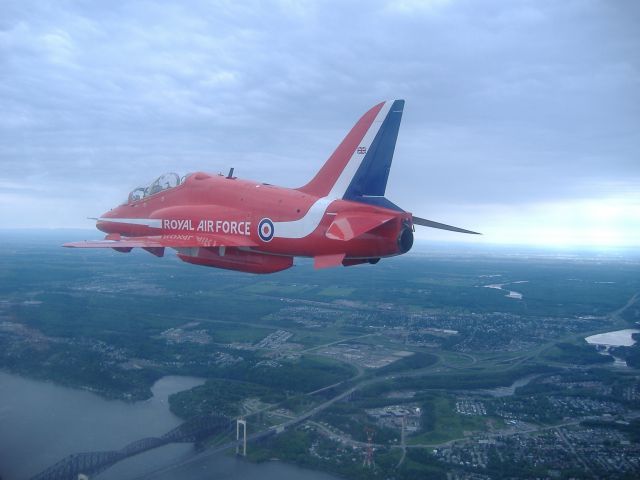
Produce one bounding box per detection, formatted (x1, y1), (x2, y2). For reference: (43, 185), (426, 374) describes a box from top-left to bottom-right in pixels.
(96, 218), (108, 233)
(96, 209), (118, 233)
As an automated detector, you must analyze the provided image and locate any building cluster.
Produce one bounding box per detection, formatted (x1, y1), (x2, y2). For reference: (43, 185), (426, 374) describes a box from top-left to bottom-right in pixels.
(307, 435), (363, 464)
(85, 339), (128, 362)
(159, 327), (211, 344)
(255, 359), (281, 368)
(490, 392), (626, 423)
(562, 426), (640, 474)
(254, 330), (293, 349)
(547, 395), (626, 417)
(211, 351), (243, 367)
(456, 398), (487, 416)
(263, 304), (368, 329)
(366, 404), (421, 431)
(318, 343), (412, 368)
(541, 375), (614, 396)
(623, 384), (640, 401)
(433, 440), (490, 469)
(396, 310), (604, 354)
(382, 325), (459, 348)
(432, 425), (640, 477)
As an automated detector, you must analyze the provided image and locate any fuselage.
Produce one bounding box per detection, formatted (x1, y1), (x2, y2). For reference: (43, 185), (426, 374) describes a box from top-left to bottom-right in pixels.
(97, 172), (414, 262)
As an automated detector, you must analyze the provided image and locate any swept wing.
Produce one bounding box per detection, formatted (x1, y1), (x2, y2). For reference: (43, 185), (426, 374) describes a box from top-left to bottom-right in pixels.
(63, 234), (258, 250)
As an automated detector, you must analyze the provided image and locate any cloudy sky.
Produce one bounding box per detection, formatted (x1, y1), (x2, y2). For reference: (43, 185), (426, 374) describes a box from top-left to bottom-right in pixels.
(1, 0), (638, 247)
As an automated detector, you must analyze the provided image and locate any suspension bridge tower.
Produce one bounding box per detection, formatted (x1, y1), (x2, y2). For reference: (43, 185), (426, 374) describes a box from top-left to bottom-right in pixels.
(363, 427), (375, 468)
(236, 418), (247, 456)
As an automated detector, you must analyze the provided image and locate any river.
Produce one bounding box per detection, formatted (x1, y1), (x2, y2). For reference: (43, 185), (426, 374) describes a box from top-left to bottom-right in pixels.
(585, 329), (640, 367)
(482, 282), (526, 300)
(585, 329), (640, 347)
(469, 374), (541, 398)
(0, 372), (338, 480)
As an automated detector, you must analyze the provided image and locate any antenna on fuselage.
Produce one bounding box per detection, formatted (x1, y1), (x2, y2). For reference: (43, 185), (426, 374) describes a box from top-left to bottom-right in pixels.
(226, 167), (235, 179)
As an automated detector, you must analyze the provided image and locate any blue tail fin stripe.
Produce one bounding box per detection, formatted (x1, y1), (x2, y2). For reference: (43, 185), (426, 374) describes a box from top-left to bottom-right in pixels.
(343, 99), (404, 204)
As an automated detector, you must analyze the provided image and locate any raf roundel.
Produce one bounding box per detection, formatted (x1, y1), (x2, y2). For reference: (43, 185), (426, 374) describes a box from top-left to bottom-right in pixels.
(258, 218), (275, 242)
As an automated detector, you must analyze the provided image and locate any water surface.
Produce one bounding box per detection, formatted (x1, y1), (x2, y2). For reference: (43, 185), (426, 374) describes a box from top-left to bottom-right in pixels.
(0, 373), (203, 479)
(0, 372), (339, 480)
(585, 329), (640, 368)
(585, 329), (640, 347)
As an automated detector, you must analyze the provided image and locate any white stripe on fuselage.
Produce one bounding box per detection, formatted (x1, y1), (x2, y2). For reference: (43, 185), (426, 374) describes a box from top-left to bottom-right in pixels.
(273, 101), (392, 239)
(97, 217), (162, 228)
(273, 197), (332, 239)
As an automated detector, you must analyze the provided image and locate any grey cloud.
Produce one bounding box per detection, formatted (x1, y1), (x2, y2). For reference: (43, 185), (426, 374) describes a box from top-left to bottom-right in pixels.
(0, 0), (638, 243)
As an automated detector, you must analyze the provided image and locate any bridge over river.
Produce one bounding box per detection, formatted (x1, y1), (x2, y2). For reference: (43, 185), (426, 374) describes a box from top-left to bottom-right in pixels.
(30, 414), (231, 480)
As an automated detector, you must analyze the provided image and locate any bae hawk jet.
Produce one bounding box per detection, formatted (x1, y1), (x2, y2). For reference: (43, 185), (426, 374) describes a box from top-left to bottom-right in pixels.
(65, 100), (479, 273)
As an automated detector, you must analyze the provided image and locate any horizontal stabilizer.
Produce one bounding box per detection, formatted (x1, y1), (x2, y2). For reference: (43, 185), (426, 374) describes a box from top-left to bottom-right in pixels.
(63, 233), (258, 249)
(413, 216), (480, 235)
(326, 212), (395, 241)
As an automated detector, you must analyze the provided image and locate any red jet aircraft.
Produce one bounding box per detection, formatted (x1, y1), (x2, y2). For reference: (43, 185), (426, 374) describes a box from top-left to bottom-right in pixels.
(65, 100), (479, 273)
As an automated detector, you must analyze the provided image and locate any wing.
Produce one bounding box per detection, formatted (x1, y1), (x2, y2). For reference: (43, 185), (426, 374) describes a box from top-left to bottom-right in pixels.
(63, 233), (258, 250)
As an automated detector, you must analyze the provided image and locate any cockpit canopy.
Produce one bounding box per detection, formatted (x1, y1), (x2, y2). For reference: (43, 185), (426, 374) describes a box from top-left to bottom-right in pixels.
(127, 172), (183, 203)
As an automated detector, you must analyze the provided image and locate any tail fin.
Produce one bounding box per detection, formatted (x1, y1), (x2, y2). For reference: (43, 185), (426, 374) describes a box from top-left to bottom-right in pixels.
(298, 100), (405, 204)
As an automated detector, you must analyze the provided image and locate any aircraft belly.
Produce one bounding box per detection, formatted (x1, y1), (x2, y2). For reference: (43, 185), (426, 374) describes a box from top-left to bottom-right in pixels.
(175, 246), (293, 274)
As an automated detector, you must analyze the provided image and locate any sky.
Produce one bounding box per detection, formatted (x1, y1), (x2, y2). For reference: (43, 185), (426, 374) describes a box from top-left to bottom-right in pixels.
(1, 0), (639, 248)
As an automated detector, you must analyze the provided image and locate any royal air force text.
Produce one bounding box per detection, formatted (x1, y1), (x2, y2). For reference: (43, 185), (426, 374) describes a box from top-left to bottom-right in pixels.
(163, 219), (251, 235)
